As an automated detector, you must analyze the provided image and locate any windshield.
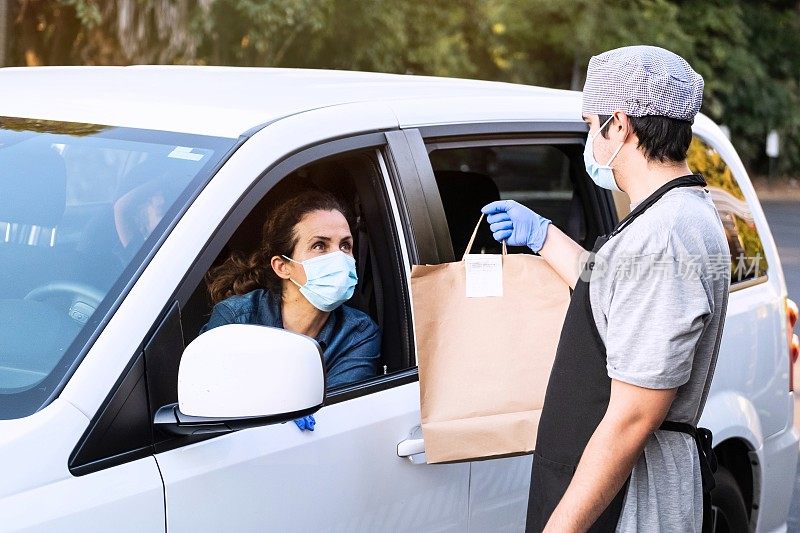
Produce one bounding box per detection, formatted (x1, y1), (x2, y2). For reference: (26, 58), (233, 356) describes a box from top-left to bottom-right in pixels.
(0, 117), (236, 419)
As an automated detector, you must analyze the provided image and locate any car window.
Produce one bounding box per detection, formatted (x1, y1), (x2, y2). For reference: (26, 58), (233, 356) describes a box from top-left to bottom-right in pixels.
(179, 148), (413, 399)
(427, 142), (588, 256)
(0, 117), (235, 419)
(687, 136), (768, 284)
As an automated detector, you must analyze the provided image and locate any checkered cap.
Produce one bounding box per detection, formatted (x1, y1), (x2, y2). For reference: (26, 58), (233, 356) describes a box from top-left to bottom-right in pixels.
(582, 45), (704, 122)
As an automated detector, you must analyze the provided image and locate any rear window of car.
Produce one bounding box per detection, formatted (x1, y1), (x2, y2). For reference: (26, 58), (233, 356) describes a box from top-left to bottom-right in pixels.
(0, 117), (236, 419)
(687, 137), (768, 285)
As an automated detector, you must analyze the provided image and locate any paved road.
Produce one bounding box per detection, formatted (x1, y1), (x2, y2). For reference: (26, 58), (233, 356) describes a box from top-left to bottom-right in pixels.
(761, 200), (800, 532)
(765, 200), (800, 307)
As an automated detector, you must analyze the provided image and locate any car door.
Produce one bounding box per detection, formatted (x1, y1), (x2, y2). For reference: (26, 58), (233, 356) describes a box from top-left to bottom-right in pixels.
(404, 123), (613, 531)
(150, 121), (470, 532)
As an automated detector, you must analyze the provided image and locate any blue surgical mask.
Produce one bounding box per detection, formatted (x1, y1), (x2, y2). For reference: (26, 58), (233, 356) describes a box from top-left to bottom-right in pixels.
(282, 250), (357, 312)
(583, 115), (624, 192)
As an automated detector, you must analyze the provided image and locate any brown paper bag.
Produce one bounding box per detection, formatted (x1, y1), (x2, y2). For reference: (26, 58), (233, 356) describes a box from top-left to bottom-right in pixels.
(412, 216), (570, 463)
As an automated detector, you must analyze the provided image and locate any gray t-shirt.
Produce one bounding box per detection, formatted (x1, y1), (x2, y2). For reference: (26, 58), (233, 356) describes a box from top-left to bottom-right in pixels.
(588, 186), (730, 532)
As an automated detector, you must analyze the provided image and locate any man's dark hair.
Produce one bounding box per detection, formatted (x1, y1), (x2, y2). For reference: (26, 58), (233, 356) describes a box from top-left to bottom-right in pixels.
(599, 114), (692, 163)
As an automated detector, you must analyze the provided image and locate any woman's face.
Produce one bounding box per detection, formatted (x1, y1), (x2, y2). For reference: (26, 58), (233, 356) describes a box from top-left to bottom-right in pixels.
(281, 209), (353, 286)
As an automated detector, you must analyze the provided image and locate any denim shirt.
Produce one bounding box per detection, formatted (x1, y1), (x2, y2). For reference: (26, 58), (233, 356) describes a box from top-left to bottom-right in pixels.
(199, 289), (381, 389)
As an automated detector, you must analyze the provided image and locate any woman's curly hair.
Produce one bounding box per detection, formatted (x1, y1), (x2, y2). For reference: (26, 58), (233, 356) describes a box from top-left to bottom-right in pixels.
(206, 189), (349, 304)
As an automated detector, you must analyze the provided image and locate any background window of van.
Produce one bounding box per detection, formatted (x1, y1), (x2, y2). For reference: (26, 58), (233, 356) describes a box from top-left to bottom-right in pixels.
(428, 144), (586, 256)
(688, 137), (768, 284)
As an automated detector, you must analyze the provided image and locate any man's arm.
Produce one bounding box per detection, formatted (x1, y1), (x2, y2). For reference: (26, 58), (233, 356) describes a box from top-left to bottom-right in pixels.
(546, 254), (710, 530)
(537, 225), (587, 289)
(543, 380), (677, 532)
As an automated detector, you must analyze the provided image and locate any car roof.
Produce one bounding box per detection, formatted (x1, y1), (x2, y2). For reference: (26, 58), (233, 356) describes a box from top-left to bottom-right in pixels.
(0, 66), (582, 138)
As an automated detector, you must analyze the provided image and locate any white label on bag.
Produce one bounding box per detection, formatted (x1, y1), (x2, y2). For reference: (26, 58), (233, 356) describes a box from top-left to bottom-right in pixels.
(464, 254), (503, 297)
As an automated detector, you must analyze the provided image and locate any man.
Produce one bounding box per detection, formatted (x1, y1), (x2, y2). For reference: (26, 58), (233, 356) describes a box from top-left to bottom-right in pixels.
(482, 45), (730, 532)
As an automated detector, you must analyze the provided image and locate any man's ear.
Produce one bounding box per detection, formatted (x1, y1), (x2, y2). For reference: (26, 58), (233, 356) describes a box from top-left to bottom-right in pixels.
(611, 111), (632, 141)
(271, 255), (292, 280)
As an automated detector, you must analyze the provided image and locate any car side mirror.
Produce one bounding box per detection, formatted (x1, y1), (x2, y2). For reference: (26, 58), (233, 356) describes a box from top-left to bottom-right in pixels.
(154, 324), (325, 436)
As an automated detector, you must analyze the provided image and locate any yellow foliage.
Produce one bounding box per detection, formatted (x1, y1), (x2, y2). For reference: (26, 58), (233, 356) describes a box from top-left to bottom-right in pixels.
(687, 137), (745, 201)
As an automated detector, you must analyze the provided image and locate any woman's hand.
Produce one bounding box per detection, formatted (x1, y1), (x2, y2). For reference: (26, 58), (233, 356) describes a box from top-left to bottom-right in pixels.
(293, 415), (316, 431)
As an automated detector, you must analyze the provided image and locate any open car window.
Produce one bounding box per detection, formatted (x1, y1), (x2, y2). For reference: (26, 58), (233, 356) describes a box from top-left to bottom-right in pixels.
(428, 141), (590, 257)
(179, 148), (413, 401)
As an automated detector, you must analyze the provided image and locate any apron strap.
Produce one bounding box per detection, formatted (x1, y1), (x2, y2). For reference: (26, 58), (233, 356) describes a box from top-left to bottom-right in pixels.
(659, 420), (718, 490)
(660, 421), (718, 533)
(611, 174), (707, 238)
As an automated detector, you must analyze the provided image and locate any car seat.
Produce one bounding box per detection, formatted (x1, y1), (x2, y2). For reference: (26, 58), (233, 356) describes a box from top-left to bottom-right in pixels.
(76, 154), (189, 262)
(564, 192), (587, 244)
(0, 141), (71, 298)
(434, 170), (502, 257)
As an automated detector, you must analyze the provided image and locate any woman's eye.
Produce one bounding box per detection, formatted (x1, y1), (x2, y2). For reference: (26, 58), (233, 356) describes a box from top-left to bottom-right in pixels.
(341, 242), (352, 252)
(312, 242), (325, 251)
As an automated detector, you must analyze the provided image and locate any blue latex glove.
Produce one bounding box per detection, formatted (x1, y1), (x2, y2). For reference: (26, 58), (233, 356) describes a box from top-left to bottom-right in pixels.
(294, 415), (316, 431)
(481, 200), (551, 252)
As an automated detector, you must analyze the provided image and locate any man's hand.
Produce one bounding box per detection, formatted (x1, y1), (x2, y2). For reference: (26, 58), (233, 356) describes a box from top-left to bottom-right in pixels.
(482, 200), (587, 289)
(543, 380), (677, 532)
(481, 200), (551, 252)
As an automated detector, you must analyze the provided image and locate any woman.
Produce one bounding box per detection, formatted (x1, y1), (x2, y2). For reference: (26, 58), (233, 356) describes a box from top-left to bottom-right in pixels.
(201, 189), (381, 429)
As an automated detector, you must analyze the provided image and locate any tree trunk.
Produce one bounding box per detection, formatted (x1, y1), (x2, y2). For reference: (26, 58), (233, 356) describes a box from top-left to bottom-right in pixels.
(0, 0), (7, 66)
(46, 3), (79, 65)
(16, 0), (43, 66)
(570, 50), (582, 91)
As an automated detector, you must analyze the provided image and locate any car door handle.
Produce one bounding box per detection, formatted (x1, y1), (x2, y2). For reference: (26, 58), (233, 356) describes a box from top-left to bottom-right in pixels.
(397, 437), (425, 456)
(397, 426), (427, 463)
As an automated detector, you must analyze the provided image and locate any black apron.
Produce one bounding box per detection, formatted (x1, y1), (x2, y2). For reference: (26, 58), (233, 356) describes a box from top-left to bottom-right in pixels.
(526, 174), (718, 533)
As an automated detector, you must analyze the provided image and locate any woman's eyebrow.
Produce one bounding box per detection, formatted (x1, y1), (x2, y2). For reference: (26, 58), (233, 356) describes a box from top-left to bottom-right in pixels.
(309, 236), (331, 242)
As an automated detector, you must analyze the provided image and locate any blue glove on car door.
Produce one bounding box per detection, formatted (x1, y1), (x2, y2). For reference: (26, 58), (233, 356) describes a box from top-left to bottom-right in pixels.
(481, 200), (552, 252)
(294, 415), (316, 431)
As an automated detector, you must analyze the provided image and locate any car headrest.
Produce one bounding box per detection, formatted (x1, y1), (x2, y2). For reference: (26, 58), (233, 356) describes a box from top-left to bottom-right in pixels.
(434, 170), (502, 256)
(116, 154), (195, 198)
(0, 142), (67, 227)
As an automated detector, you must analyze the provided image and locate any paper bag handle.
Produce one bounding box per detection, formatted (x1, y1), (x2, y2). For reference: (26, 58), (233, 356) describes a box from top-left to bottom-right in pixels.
(462, 214), (507, 260)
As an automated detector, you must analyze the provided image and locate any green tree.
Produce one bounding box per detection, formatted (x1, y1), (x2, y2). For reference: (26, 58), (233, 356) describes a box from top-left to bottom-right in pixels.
(11, 0), (208, 65)
(6, 0), (800, 176)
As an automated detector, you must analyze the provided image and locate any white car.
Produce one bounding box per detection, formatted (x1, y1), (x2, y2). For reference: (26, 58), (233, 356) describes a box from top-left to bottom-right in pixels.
(0, 66), (797, 532)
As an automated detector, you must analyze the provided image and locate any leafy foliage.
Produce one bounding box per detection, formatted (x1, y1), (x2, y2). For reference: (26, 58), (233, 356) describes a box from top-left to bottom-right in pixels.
(687, 137), (744, 201)
(6, 0), (800, 175)
(0, 116), (107, 136)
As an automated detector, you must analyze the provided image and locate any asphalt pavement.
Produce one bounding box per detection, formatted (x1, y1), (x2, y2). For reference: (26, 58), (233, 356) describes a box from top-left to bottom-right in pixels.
(760, 200), (800, 531)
